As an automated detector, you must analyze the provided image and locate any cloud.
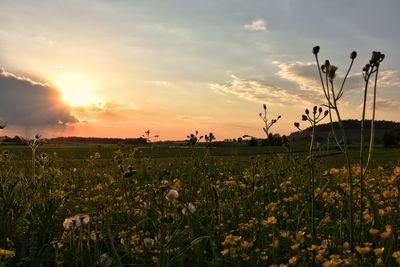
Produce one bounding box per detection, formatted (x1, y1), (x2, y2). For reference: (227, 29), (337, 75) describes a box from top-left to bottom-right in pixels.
(242, 19), (267, 31)
(378, 70), (400, 87)
(177, 115), (218, 123)
(276, 61), (363, 93)
(210, 75), (312, 106)
(70, 101), (139, 124)
(0, 68), (78, 130)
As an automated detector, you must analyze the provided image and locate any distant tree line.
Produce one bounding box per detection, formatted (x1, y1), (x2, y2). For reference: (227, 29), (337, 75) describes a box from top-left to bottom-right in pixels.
(383, 128), (400, 148)
(0, 136), (148, 145)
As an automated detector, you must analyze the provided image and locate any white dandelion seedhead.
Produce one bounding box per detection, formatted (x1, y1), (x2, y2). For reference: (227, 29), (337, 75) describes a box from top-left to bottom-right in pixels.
(165, 189), (179, 202)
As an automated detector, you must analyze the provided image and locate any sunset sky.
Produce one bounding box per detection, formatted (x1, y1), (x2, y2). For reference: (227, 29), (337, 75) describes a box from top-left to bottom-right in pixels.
(1, 0), (399, 140)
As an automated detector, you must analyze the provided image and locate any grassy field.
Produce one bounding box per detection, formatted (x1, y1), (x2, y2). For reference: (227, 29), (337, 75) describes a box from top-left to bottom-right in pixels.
(1, 143), (400, 266)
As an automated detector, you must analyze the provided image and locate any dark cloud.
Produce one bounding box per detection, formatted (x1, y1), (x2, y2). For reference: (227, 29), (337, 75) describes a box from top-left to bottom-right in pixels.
(0, 68), (78, 129)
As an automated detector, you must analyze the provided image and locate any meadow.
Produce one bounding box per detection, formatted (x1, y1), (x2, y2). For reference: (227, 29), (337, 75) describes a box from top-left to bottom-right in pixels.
(0, 142), (399, 266)
(1, 47), (400, 266)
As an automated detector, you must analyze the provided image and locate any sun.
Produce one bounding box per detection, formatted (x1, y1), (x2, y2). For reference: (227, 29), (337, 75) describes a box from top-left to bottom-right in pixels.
(54, 74), (99, 107)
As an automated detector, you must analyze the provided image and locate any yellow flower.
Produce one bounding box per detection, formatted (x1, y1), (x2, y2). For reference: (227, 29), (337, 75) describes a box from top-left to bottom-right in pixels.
(329, 168), (340, 175)
(382, 190), (393, 199)
(0, 248), (15, 258)
(307, 244), (320, 251)
(355, 245), (371, 255)
(369, 228), (380, 235)
(220, 249), (229, 256)
(393, 251), (400, 264)
(295, 231), (305, 244)
(241, 241), (252, 249)
(342, 241), (351, 250)
(373, 247), (385, 256)
(288, 256), (297, 265)
(380, 225), (393, 239)
(291, 243), (300, 250)
(394, 166), (400, 176)
(261, 216), (277, 226)
(316, 253), (325, 263)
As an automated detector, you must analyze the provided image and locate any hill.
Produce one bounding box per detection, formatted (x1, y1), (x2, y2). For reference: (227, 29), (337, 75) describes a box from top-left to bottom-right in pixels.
(289, 119), (400, 146)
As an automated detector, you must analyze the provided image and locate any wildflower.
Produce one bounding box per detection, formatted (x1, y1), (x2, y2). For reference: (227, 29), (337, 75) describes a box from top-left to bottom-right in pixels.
(329, 168), (340, 175)
(0, 248), (15, 258)
(394, 166), (400, 176)
(373, 247), (384, 256)
(165, 189), (179, 202)
(260, 255), (269, 262)
(393, 251), (400, 264)
(380, 225), (393, 239)
(63, 214), (90, 231)
(288, 256), (297, 265)
(323, 255), (342, 267)
(368, 228), (379, 235)
(295, 231), (305, 244)
(355, 245), (371, 255)
(316, 253), (325, 263)
(291, 243), (300, 250)
(241, 241), (252, 249)
(263, 216), (277, 226)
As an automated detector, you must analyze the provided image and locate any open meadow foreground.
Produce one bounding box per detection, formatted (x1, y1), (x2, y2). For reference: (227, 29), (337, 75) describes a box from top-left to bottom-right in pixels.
(1, 1), (400, 266)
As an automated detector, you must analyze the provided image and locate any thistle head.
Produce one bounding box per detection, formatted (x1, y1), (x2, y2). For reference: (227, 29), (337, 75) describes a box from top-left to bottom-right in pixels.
(350, 51), (357, 60)
(312, 46), (320, 55)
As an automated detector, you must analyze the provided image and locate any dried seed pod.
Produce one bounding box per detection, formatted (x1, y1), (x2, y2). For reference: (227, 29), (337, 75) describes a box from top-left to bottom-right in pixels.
(350, 51), (357, 60)
(312, 46), (320, 55)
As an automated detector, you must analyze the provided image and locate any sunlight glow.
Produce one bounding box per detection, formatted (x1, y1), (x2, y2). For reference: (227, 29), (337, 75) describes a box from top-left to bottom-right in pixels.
(54, 74), (99, 107)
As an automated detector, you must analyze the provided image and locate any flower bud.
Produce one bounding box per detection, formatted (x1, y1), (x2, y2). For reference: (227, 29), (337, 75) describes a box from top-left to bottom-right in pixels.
(318, 107), (323, 113)
(324, 110), (329, 116)
(313, 106), (317, 113)
(294, 122), (300, 128)
(302, 115), (308, 121)
(350, 51), (357, 59)
(263, 104), (267, 110)
(312, 46), (320, 55)
(305, 109), (309, 114)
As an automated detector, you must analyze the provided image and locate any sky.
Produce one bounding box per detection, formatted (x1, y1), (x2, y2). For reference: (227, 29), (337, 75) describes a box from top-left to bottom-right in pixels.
(1, 0), (399, 140)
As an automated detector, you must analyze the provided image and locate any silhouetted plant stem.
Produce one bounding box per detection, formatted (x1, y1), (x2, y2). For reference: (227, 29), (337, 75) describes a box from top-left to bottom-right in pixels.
(365, 65), (379, 172)
(310, 116), (316, 243)
(313, 47), (355, 248)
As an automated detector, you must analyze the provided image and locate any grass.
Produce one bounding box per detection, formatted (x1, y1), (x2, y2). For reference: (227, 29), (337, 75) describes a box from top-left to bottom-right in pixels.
(1, 143), (400, 266)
